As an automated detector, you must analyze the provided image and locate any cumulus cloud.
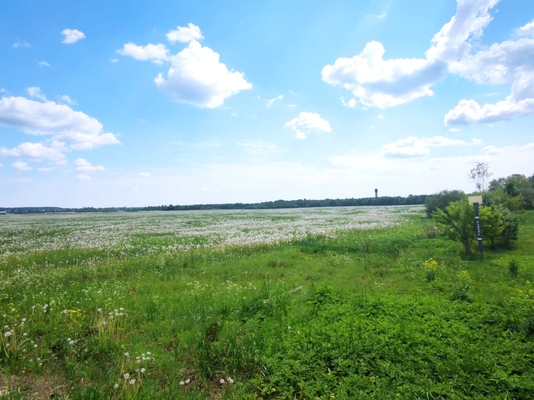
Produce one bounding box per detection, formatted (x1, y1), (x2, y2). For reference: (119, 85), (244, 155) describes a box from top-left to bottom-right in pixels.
(266, 95), (283, 108)
(284, 112), (332, 140)
(382, 135), (482, 158)
(0, 142), (66, 164)
(119, 24), (251, 108)
(445, 97), (534, 125)
(61, 29), (86, 44)
(154, 40), (252, 108)
(26, 87), (47, 101)
(117, 43), (169, 64)
(166, 23), (203, 43)
(0, 96), (119, 160)
(12, 161), (31, 171)
(322, 0), (498, 109)
(74, 158), (104, 173)
(38, 61), (51, 67)
(445, 35), (534, 125)
(517, 19), (534, 37)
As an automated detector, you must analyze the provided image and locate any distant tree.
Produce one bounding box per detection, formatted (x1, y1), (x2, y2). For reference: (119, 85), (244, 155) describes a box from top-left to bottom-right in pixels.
(469, 162), (492, 193)
(424, 190), (466, 218)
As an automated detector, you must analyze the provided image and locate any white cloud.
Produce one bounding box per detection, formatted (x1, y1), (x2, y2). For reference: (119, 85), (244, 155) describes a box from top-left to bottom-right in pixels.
(426, 0), (498, 63)
(449, 128), (461, 132)
(446, 36), (534, 125)
(445, 97), (534, 125)
(0, 142), (66, 163)
(60, 95), (76, 105)
(26, 87), (47, 101)
(341, 97), (357, 108)
(166, 23), (203, 43)
(0, 96), (120, 151)
(117, 42), (169, 64)
(481, 145), (501, 155)
(381, 135), (481, 158)
(322, 0), (498, 109)
(13, 40), (30, 48)
(155, 40), (252, 108)
(12, 161), (31, 171)
(75, 174), (91, 181)
(266, 95), (283, 108)
(61, 29), (86, 44)
(284, 112), (332, 140)
(517, 19), (534, 37)
(110, 57), (119, 63)
(138, 172), (150, 177)
(38, 61), (51, 67)
(74, 158), (105, 173)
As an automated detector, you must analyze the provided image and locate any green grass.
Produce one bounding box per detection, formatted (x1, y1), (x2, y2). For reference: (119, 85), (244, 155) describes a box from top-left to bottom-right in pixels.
(1, 209), (534, 398)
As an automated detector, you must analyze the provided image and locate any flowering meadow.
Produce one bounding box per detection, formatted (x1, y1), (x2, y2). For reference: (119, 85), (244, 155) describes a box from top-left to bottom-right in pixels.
(1, 206), (534, 399)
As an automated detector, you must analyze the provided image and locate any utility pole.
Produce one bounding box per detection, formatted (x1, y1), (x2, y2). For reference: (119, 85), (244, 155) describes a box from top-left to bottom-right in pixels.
(469, 196), (484, 257)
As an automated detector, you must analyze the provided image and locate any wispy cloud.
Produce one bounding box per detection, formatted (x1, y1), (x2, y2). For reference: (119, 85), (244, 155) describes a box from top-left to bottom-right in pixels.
(13, 39), (30, 48)
(266, 95), (283, 108)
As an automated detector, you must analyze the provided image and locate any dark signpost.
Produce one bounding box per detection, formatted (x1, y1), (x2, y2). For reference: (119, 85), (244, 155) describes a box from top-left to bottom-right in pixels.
(469, 196), (484, 257)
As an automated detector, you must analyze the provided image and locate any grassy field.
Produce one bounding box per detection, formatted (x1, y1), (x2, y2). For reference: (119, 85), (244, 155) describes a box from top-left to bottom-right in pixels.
(1, 206), (533, 399)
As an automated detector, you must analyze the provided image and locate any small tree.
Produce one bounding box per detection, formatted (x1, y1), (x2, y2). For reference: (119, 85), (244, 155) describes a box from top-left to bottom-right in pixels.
(469, 162), (492, 193)
(434, 200), (475, 253)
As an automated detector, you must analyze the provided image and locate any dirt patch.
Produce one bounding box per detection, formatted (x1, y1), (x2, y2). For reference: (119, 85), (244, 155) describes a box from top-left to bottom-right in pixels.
(0, 372), (68, 399)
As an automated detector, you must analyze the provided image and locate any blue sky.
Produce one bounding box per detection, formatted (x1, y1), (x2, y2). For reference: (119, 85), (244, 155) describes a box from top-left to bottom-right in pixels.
(1, 0), (533, 207)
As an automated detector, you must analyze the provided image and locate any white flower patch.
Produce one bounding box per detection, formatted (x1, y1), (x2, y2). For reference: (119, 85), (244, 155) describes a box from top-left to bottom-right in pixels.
(0, 206), (421, 261)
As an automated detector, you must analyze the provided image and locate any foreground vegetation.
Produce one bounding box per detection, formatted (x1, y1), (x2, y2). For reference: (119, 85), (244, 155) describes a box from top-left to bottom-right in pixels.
(1, 206), (534, 399)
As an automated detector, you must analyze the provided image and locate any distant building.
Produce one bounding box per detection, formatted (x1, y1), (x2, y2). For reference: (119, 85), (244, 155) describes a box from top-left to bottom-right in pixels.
(374, 189), (378, 198)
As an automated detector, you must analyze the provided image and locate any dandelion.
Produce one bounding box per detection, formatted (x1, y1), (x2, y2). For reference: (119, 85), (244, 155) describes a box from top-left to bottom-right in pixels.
(113, 384), (119, 389)
(228, 377), (234, 384)
(124, 352), (129, 357)
(62, 309), (68, 314)
(4, 331), (12, 337)
(220, 378), (225, 384)
(179, 381), (185, 386)
(33, 344), (37, 348)
(124, 373), (130, 380)
(140, 368), (145, 374)
(129, 379), (136, 385)
(97, 308), (102, 313)
(185, 379), (190, 384)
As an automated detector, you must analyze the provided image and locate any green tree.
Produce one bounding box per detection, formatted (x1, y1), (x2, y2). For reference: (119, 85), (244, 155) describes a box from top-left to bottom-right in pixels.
(434, 200), (476, 254)
(424, 190), (466, 218)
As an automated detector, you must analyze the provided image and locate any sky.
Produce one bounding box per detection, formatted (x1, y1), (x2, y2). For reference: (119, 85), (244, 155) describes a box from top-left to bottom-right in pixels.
(1, 0), (534, 207)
